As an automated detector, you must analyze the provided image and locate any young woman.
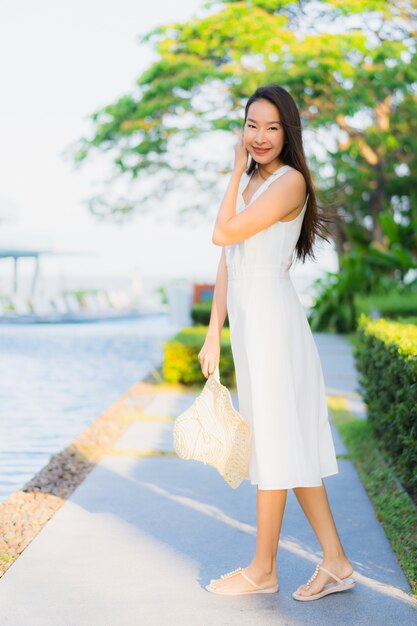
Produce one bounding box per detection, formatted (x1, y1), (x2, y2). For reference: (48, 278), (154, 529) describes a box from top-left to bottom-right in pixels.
(198, 84), (356, 601)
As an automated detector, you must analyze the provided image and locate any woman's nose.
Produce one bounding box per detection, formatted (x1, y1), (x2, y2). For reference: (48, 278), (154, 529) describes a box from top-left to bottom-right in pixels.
(255, 129), (266, 143)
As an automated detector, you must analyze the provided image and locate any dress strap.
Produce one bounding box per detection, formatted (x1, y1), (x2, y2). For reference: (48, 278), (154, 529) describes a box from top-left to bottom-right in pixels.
(263, 165), (292, 190)
(271, 165), (292, 177)
(241, 165), (294, 208)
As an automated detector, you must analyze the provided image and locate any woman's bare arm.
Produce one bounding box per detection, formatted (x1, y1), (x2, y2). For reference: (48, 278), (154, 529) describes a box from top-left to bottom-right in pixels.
(207, 247), (228, 340)
(212, 168), (306, 246)
(198, 248), (228, 377)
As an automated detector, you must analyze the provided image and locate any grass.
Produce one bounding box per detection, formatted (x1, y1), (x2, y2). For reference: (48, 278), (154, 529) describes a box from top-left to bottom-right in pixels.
(327, 395), (417, 598)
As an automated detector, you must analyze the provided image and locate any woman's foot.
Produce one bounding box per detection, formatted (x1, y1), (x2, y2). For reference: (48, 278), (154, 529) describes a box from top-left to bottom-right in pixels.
(208, 563), (278, 594)
(295, 556), (354, 597)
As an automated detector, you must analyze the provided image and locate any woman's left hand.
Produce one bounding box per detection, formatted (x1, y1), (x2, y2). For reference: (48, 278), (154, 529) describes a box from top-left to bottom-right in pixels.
(233, 130), (248, 174)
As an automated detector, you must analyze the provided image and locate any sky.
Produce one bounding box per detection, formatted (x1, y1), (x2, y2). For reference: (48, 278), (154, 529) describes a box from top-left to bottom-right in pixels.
(0, 0), (337, 295)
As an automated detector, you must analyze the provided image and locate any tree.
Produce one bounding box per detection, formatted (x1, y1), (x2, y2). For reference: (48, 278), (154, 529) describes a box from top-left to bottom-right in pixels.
(69, 0), (417, 274)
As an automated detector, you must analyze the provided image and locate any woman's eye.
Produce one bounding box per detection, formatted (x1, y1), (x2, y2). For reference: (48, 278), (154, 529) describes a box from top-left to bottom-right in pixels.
(247, 124), (279, 130)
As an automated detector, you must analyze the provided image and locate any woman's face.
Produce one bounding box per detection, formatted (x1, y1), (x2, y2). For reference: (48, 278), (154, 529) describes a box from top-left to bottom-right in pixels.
(243, 98), (286, 166)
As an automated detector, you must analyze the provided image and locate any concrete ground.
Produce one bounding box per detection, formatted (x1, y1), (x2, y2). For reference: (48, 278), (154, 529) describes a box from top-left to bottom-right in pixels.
(0, 332), (416, 626)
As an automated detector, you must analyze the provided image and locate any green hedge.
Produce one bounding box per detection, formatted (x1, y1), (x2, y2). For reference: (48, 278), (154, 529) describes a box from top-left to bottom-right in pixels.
(163, 325), (235, 386)
(355, 290), (417, 320)
(353, 314), (417, 500)
(191, 300), (230, 327)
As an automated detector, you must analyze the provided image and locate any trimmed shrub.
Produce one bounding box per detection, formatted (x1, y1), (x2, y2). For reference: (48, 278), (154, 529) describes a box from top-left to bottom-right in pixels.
(355, 290), (417, 320)
(163, 325), (235, 386)
(191, 300), (229, 327)
(354, 314), (417, 500)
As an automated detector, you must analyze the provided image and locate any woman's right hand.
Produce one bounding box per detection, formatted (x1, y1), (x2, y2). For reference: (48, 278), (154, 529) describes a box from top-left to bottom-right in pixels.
(198, 334), (220, 379)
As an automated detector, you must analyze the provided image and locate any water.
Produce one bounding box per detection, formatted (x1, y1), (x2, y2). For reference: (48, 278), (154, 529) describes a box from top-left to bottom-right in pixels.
(0, 314), (180, 504)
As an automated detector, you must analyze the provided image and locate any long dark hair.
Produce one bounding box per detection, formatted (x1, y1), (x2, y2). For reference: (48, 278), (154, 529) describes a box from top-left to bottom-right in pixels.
(243, 84), (335, 263)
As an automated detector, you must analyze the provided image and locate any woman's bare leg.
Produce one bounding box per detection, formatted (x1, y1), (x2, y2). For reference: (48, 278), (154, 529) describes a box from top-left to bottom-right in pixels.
(209, 488), (287, 592)
(293, 482), (354, 596)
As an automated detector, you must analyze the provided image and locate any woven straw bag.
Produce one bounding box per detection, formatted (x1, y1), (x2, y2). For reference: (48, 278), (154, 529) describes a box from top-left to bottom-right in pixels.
(173, 365), (251, 489)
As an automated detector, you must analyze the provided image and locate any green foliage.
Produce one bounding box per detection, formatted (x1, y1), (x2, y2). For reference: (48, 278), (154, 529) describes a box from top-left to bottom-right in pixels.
(330, 400), (417, 596)
(311, 273), (417, 332)
(324, 0), (395, 15)
(69, 0), (417, 245)
(162, 325), (235, 386)
(309, 250), (379, 333)
(191, 299), (230, 326)
(353, 314), (417, 501)
(355, 289), (417, 320)
(62, 289), (100, 297)
(156, 286), (168, 305)
(309, 222), (417, 332)
(70, 0), (417, 333)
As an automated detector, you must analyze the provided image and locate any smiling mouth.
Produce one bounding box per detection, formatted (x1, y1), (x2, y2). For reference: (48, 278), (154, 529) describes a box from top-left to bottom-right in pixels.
(253, 147), (270, 153)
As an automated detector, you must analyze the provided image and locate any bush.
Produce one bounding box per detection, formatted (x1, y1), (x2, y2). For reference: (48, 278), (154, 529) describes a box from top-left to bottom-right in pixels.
(355, 289), (417, 320)
(191, 300), (230, 327)
(309, 251), (379, 333)
(163, 325), (235, 386)
(353, 314), (417, 500)
(309, 244), (417, 333)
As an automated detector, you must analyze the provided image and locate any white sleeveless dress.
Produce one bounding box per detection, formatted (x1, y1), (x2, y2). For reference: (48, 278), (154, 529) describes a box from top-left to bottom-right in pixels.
(225, 164), (339, 490)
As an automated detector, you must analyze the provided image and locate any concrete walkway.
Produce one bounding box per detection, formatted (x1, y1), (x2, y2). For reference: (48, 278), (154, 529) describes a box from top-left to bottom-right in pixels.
(0, 333), (416, 625)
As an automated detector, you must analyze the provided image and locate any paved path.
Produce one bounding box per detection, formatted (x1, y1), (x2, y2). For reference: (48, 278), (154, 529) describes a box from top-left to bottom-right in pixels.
(0, 333), (416, 625)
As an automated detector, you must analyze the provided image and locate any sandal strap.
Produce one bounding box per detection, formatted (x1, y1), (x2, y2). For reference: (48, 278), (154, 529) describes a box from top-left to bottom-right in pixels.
(240, 568), (263, 589)
(318, 565), (345, 585)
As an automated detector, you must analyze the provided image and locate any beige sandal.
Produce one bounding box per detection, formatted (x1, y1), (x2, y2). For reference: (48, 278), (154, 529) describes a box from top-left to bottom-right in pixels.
(205, 567), (279, 595)
(292, 562), (356, 601)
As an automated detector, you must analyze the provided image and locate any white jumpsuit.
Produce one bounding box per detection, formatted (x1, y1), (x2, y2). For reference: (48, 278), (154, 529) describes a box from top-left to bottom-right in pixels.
(225, 164), (339, 489)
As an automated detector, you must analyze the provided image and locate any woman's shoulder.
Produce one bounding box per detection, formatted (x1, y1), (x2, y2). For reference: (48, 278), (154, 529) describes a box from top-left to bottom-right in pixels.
(269, 166), (307, 209)
(276, 165), (306, 191)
